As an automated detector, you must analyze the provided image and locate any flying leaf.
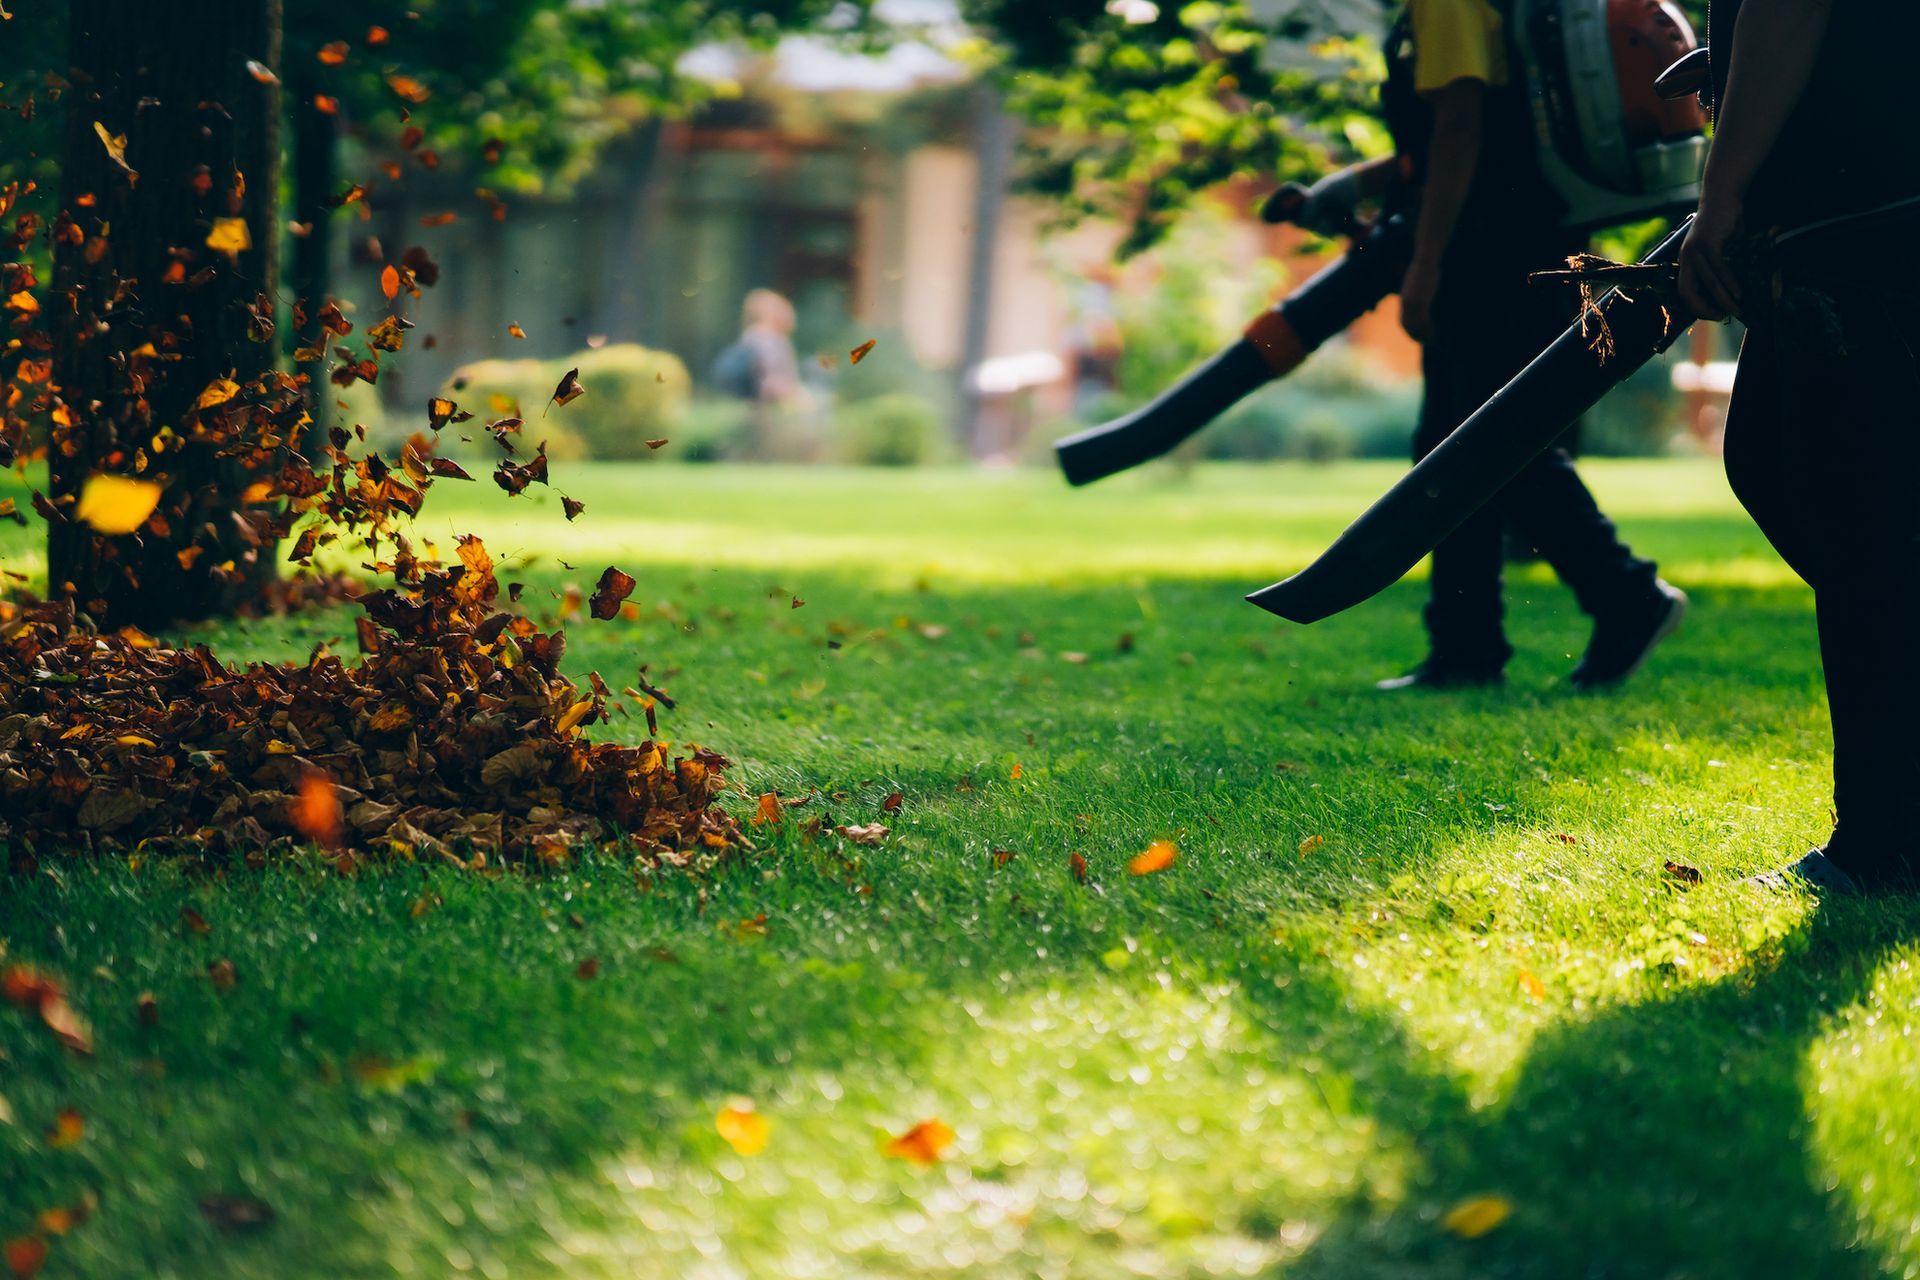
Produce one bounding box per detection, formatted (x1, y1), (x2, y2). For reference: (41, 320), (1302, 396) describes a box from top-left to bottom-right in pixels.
(366, 24), (390, 44)
(291, 772), (343, 848)
(884, 1119), (955, 1166)
(560, 495), (585, 521)
(380, 264), (399, 301)
(386, 74), (431, 103)
(1442, 1194), (1512, 1238)
(75, 473), (163, 535)
(195, 377), (241, 411)
(589, 567), (635, 621)
(1128, 840), (1178, 875)
(508, 323), (526, 340)
(549, 367), (583, 409)
(205, 217), (251, 257)
(850, 338), (878, 364)
(645, 438), (669, 450)
(312, 94), (339, 115)
(716, 1101), (770, 1155)
(316, 40), (349, 65)
(92, 121), (136, 183)
(244, 60), (278, 85)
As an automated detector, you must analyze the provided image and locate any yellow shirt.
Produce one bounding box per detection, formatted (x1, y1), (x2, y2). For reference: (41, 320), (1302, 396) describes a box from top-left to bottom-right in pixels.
(1409, 0), (1509, 95)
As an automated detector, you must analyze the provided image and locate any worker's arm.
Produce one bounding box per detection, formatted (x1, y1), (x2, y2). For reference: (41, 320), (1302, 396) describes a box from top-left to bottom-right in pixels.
(1401, 78), (1484, 342)
(1678, 0), (1834, 320)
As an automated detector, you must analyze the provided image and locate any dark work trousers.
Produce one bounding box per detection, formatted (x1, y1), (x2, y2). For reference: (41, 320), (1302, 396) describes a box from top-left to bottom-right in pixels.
(1721, 264), (1920, 888)
(1414, 240), (1661, 669)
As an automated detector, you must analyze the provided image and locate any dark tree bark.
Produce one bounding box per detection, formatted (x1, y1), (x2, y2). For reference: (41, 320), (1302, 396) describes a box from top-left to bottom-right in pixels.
(49, 0), (284, 630)
(287, 71), (338, 461)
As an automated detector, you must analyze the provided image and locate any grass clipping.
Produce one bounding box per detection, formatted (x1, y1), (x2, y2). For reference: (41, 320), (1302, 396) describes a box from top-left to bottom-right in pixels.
(0, 543), (738, 868)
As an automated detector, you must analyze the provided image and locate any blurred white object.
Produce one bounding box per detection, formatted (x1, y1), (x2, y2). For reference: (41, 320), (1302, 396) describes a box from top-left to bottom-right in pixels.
(1106, 0), (1160, 23)
(1669, 361), (1737, 395)
(970, 351), (1066, 395)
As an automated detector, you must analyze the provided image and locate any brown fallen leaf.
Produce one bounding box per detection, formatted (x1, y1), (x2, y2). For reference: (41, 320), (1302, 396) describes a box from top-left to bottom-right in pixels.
(4, 967), (93, 1056)
(881, 792), (904, 813)
(206, 960), (237, 993)
(1298, 834), (1325, 856)
(198, 1194), (275, 1234)
(644, 438), (669, 450)
(1663, 859), (1703, 888)
(179, 906), (211, 934)
(136, 992), (159, 1027)
(836, 823), (889, 846)
(883, 1118), (954, 1166)
(1069, 851), (1089, 884)
(574, 957), (599, 980)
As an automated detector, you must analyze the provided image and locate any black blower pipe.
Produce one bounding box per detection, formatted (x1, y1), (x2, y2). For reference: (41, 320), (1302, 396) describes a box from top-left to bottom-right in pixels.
(1247, 219), (1695, 624)
(1053, 212), (1415, 488)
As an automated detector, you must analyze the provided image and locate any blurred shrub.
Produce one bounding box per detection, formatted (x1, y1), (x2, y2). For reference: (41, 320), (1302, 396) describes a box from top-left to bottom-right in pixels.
(809, 325), (955, 419)
(444, 344), (690, 460)
(831, 392), (947, 467)
(1206, 348), (1421, 462)
(674, 397), (755, 462)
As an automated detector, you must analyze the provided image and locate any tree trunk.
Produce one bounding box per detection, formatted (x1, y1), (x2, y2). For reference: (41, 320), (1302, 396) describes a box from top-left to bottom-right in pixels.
(49, 0), (284, 630)
(288, 71), (338, 461)
(957, 84), (1014, 457)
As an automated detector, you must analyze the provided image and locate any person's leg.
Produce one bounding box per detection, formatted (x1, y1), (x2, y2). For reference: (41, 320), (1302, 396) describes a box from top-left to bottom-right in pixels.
(1781, 297), (1920, 886)
(1408, 336), (1513, 676)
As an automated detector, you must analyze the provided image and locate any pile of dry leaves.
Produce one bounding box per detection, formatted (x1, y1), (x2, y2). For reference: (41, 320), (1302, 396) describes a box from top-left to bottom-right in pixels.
(0, 538), (737, 866)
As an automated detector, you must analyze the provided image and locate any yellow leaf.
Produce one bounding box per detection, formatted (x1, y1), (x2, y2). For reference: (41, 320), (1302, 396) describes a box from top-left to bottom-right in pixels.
(715, 1101), (770, 1155)
(75, 473), (163, 535)
(1518, 969), (1546, 1002)
(554, 698), (594, 735)
(205, 217), (251, 257)
(884, 1118), (955, 1166)
(5, 289), (37, 314)
(114, 735), (156, 749)
(1298, 834), (1325, 856)
(194, 377), (241, 411)
(1127, 840), (1178, 876)
(1442, 1194), (1512, 1239)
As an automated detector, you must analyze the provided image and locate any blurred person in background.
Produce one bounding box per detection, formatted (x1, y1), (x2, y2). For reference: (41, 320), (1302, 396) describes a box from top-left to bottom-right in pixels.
(712, 287), (814, 458)
(1679, 0), (1920, 892)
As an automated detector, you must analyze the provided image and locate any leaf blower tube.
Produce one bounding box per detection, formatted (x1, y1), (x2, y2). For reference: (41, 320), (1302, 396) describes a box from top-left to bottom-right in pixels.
(1053, 213), (1414, 488)
(1246, 218), (1694, 625)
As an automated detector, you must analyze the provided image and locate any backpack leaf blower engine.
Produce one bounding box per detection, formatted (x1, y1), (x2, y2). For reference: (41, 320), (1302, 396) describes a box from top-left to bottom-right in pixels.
(1053, 0), (1707, 490)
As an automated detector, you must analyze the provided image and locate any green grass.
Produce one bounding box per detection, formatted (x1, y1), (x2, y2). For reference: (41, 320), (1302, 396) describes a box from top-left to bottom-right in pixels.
(4, 460), (1918, 1279)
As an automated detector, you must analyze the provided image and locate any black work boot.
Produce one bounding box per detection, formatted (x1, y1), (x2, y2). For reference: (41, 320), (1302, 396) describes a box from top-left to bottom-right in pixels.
(1569, 580), (1688, 690)
(1747, 848), (1862, 895)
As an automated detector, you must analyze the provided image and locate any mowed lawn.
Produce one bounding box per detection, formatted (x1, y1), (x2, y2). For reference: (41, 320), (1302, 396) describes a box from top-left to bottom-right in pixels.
(5, 460), (1919, 1280)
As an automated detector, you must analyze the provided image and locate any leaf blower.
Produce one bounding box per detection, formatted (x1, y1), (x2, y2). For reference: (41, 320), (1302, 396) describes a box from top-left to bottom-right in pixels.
(1054, 0), (1707, 490)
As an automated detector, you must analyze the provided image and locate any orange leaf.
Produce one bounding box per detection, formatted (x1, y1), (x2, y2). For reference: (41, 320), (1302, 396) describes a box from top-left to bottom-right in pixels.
(316, 40), (349, 65)
(380, 264), (399, 302)
(1128, 840), (1178, 875)
(386, 73), (431, 103)
(291, 772), (343, 847)
(884, 1118), (955, 1166)
(1297, 834), (1324, 856)
(508, 323), (526, 339)
(1069, 851), (1089, 884)
(753, 792), (783, 826)
(850, 338), (878, 364)
(46, 1109), (82, 1148)
(716, 1101), (770, 1155)
(1519, 969), (1546, 1002)
(4, 1237), (47, 1280)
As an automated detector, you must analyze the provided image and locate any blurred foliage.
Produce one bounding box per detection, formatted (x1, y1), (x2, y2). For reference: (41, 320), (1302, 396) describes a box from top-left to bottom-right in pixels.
(831, 392), (951, 466)
(960, 0), (1392, 255)
(446, 344), (691, 461)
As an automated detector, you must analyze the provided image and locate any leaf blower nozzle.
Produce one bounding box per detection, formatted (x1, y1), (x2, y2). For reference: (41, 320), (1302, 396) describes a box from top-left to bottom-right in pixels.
(1053, 215), (1413, 488)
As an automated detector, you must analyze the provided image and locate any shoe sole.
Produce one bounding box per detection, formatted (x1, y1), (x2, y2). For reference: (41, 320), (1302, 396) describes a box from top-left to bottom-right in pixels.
(1572, 587), (1688, 690)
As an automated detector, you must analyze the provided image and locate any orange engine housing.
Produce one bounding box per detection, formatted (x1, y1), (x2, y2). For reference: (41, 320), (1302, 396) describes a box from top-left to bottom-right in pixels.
(1610, 0), (1707, 143)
